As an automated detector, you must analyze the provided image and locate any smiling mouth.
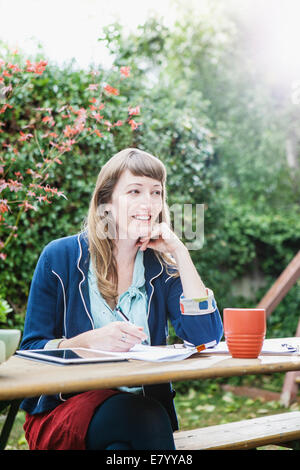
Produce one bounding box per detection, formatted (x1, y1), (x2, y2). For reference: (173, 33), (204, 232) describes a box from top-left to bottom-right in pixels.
(132, 215), (152, 221)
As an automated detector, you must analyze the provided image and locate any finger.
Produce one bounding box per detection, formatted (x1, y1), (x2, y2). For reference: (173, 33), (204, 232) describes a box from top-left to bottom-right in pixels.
(119, 335), (143, 351)
(154, 223), (173, 240)
(140, 230), (160, 242)
(140, 234), (161, 250)
(120, 324), (148, 341)
(113, 341), (134, 352)
(140, 241), (149, 251)
(122, 329), (147, 343)
(120, 332), (141, 345)
(109, 333), (139, 351)
(139, 223), (161, 241)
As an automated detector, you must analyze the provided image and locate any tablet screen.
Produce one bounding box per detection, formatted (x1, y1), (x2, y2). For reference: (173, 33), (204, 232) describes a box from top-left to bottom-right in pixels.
(16, 348), (127, 365)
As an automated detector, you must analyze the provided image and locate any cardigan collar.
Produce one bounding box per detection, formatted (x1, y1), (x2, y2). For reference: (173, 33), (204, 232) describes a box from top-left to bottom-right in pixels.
(77, 230), (163, 281)
(77, 232), (164, 329)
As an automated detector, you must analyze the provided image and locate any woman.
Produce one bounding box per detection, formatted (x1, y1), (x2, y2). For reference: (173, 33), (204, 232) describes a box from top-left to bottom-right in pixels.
(20, 148), (223, 450)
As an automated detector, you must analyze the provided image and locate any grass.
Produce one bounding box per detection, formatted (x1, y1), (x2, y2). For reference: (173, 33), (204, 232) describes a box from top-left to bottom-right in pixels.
(2, 377), (300, 450)
(174, 382), (300, 430)
(1, 409), (28, 450)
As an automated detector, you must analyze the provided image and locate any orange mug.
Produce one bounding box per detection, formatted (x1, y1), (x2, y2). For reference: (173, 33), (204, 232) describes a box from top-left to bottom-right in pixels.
(223, 308), (266, 358)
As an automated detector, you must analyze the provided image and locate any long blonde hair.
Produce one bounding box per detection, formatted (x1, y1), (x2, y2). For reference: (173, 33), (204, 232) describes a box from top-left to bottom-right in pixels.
(84, 148), (179, 307)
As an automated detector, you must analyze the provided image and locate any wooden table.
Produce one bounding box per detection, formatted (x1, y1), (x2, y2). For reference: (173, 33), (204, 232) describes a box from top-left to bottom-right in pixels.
(1, 343), (300, 449)
(1, 347), (300, 401)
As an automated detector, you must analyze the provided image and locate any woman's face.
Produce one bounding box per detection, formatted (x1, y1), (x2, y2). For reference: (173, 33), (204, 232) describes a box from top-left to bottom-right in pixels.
(105, 169), (163, 240)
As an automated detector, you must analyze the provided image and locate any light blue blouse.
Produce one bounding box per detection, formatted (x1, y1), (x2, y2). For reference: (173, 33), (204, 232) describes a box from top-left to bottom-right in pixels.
(88, 248), (150, 394)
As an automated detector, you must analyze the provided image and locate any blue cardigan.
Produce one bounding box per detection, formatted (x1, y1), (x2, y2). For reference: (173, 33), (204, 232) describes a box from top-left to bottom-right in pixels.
(20, 231), (223, 430)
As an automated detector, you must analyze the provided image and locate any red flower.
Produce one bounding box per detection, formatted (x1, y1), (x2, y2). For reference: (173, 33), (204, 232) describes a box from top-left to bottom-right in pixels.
(94, 129), (103, 137)
(63, 125), (78, 137)
(42, 131), (58, 139)
(2, 70), (12, 78)
(7, 62), (21, 73)
(21, 201), (38, 211)
(128, 105), (140, 115)
(91, 113), (103, 122)
(26, 60), (47, 75)
(18, 131), (33, 142)
(0, 104), (13, 114)
(7, 179), (23, 192)
(104, 84), (119, 96)
(0, 200), (9, 213)
(42, 116), (55, 127)
(104, 120), (112, 130)
(128, 119), (142, 130)
(120, 66), (130, 78)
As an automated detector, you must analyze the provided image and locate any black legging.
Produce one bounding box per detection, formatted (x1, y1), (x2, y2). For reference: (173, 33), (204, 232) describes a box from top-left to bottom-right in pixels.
(85, 392), (176, 450)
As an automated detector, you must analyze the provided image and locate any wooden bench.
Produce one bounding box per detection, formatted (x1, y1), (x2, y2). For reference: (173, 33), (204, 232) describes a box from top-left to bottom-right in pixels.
(174, 411), (300, 450)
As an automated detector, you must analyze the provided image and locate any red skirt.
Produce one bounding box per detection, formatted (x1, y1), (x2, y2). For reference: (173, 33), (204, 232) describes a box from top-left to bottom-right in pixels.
(23, 389), (119, 450)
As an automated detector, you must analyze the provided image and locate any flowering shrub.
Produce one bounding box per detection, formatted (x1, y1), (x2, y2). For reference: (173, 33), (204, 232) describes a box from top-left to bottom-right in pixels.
(0, 52), (142, 262)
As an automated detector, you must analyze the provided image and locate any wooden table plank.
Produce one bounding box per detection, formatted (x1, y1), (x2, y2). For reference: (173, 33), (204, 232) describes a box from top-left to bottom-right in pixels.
(1, 351), (300, 401)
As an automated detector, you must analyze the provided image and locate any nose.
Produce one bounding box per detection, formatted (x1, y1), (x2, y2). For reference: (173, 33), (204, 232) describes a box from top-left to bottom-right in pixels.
(132, 191), (162, 216)
(139, 192), (152, 207)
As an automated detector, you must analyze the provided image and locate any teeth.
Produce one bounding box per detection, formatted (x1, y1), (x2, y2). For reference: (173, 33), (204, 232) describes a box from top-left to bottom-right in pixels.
(133, 215), (151, 220)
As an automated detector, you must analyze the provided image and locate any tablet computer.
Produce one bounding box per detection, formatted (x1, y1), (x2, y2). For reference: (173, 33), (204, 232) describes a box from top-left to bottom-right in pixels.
(16, 348), (128, 365)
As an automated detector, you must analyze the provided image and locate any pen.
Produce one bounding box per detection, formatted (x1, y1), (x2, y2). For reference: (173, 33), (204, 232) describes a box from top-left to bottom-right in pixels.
(281, 343), (299, 353)
(195, 340), (217, 353)
(116, 306), (130, 322)
(116, 306), (149, 345)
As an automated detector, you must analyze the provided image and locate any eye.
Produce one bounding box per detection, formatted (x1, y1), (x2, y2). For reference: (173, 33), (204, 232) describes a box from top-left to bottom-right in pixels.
(128, 189), (161, 195)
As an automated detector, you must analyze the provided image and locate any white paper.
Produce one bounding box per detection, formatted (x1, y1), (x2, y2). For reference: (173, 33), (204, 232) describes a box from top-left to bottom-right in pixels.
(197, 337), (300, 356)
(87, 337), (300, 362)
(121, 344), (197, 362)
(88, 343), (196, 362)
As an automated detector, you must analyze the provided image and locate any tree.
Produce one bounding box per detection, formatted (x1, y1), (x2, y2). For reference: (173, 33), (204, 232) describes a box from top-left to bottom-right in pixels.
(98, 7), (300, 337)
(0, 47), (140, 324)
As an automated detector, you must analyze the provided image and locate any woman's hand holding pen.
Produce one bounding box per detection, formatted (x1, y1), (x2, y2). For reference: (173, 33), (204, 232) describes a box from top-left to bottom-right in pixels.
(84, 322), (147, 352)
(59, 322), (147, 352)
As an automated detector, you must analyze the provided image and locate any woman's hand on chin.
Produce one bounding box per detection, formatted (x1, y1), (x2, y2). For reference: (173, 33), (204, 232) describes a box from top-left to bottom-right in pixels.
(136, 222), (185, 255)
